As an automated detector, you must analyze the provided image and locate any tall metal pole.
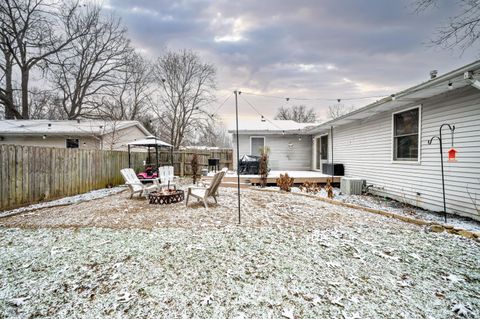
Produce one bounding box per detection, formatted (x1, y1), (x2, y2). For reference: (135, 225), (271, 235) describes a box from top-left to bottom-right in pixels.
(330, 125), (334, 181)
(234, 90), (241, 224)
(155, 144), (159, 172)
(439, 129), (446, 222)
(428, 123), (455, 224)
(128, 144), (131, 168)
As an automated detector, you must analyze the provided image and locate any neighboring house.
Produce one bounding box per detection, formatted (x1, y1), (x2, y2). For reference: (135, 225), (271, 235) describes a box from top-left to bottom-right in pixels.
(0, 120), (151, 151)
(229, 120), (316, 171)
(232, 60), (480, 220)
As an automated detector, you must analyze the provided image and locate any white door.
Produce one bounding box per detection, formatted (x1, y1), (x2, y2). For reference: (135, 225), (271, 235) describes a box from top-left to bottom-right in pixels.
(314, 135), (328, 171)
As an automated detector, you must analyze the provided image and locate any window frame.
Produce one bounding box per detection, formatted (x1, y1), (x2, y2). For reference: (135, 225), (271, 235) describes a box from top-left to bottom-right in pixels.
(66, 138), (80, 149)
(391, 105), (422, 163)
(249, 136), (265, 156)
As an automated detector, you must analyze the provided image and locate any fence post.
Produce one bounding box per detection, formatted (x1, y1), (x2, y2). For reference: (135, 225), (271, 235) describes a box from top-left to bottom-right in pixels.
(0, 145), (233, 210)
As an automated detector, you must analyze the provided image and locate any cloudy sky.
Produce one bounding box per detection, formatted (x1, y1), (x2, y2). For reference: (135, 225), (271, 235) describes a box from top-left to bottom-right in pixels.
(103, 0), (478, 126)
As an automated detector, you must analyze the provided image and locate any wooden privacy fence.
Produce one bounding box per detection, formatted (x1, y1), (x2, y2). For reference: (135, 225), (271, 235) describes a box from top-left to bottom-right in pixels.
(129, 148), (233, 176)
(0, 145), (233, 211)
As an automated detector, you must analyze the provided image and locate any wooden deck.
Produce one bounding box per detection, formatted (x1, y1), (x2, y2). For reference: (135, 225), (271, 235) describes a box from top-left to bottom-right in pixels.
(204, 170), (340, 186)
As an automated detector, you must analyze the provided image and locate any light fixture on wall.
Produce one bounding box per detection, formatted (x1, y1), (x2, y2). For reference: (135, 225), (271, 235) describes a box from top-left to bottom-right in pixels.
(448, 81), (453, 90)
(298, 136), (302, 141)
(42, 135), (47, 139)
(282, 130), (285, 135)
(391, 94), (396, 101)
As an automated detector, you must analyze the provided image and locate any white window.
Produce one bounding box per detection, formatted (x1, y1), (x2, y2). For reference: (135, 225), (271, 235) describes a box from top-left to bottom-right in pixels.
(393, 107), (420, 161)
(250, 136), (265, 156)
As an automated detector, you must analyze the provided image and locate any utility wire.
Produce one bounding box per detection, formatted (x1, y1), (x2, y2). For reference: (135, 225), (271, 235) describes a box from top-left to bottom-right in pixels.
(240, 94), (283, 130)
(240, 91), (386, 102)
(210, 92), (233, 117)
(239, 77), (469, 103)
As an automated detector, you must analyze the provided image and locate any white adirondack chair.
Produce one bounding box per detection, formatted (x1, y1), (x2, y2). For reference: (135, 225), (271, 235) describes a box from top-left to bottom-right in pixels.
(121, 168), (161, 198)
(158, 166), (176, 189)
(185, 168), (227, 209)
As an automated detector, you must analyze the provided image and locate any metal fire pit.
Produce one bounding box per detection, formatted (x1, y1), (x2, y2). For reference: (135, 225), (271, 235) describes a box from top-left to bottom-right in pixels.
(148, 189), (184, 205)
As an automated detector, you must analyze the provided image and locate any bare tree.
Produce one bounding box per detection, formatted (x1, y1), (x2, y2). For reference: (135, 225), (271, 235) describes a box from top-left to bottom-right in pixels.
(153, 50), (216, 149)
(328, 103), (355, 119)
(274, 105), (317, 123)
(193, 116), (231, 148)
(0, 0), (91, 118)
(0, 28), (19, 118)
(101, 52), (153, 121)
(46, 6), (132, 119)
(414, 0), (480, 52)
(28, 88), (64, 119)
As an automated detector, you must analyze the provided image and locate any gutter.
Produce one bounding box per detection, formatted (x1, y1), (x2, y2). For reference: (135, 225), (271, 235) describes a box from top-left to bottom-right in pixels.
(305, 59), (480, 134)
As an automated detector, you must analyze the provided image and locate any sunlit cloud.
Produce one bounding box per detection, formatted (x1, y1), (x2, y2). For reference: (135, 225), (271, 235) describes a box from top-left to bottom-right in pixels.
(102, 0), (478, 123)
(212, 14), (250, 43)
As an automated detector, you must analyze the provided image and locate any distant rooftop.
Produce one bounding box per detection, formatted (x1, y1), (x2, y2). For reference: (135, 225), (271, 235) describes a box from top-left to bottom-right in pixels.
(0, 120), (151, 136)
(228, 119), (316, 134)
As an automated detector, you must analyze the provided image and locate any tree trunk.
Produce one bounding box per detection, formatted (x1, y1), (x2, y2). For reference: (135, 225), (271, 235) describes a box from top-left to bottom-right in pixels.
(4, 54), (18, 119)
(21, 67), (29, 119)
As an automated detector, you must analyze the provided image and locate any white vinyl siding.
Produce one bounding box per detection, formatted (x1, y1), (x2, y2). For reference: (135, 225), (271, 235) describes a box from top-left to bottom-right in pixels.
(330, 86), (480, 220)
(234, 134), (312, 171)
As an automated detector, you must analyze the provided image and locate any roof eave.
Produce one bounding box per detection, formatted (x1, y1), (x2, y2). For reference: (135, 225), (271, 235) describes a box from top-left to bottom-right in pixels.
(306, 59), (480, 134)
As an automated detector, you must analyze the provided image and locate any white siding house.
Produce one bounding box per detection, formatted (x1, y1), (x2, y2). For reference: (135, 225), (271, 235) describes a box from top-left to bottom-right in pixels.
(231, 60), (480, 221)
(230, 120), (315, 170)
(0, 120), (151, 151)
(308, 61), (480, 221)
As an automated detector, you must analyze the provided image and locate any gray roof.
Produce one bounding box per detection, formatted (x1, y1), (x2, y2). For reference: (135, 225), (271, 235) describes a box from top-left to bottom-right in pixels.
(0, 120), (151, 136)
(228, 119), (317, 135)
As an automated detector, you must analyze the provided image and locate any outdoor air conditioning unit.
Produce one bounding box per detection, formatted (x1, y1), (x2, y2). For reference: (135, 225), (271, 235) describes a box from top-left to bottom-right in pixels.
(340, 177), (365, 195)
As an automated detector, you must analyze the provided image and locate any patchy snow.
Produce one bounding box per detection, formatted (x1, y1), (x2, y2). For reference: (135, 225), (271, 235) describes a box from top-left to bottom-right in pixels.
(328, 189), (480, 233)
(261, 186), (480, 233)
(0, 187), (479, 317)
(0, 224), (479, 318)
(0, 186), (126, 218)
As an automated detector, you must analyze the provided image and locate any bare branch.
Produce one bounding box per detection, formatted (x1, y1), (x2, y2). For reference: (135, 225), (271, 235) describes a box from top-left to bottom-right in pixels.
(414, 0), (480, 52)
(152, 49), (216, 149)
(274, 105), (317, 123)
(46, 6), (132, 119)
(328, 103), (355, 119)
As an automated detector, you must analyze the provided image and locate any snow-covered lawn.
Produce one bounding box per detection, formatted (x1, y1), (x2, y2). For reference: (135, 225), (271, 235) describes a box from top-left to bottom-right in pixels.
(0, 188), (479, 318)
(265, 186), (480, 233)
(0, 186), (127, 219)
